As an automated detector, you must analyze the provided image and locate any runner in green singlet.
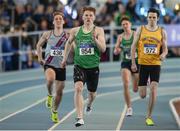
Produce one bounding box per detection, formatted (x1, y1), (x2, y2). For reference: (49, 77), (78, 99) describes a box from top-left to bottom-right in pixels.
(62, 6), (106, 127)
(114, 16), (139, 117)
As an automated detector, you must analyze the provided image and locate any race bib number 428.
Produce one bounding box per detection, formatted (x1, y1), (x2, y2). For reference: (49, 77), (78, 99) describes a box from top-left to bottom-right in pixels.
(50, 49), (64, 56)
(144, 44), (157, 54)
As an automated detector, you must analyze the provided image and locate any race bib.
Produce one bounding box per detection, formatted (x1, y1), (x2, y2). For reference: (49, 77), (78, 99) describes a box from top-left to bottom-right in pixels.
(125, 49), (131, 59)
(125, 51), (137, 59)
(50, 47), (64, 56)
(144, 44), (157, 54)
(79, 44), (94, 56)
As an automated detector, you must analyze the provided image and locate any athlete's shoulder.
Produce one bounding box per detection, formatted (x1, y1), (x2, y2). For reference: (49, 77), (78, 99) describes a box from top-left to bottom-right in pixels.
(69, 27), (81, 35)
(138, 25), (144, 30)
(134, 26), (143, 36)
(72, 27), (81, 31)
(94, 26), (104, 36)
(118, 33), (123, 39)
(42, 30), (52, 40)
(159, 26), (166, 32)
(43, 30), (51, 36)
(94, 26), (104, 31)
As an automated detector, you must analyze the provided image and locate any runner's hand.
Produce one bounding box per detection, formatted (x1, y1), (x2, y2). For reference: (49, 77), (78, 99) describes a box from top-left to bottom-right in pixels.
(114, 48), (121, 55)
(92, 30), (99, 43)
(61, 60), (66, 68)
(160, 53), (166, 61)
(131, 63), (137, 72)
(38, 58), (45, 66)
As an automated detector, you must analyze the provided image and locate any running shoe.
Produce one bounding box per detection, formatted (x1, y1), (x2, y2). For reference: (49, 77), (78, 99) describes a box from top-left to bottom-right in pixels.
(126, 107), (133, 116)
(46, 95), (53, 109)
(146, 118), (154, 126)
(75, 118), (84, 127)
(84, 106), (92, 115)
(51, 110), (59, 123)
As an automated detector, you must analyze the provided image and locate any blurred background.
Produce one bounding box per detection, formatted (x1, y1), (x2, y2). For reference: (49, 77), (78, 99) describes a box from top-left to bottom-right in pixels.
(0, 0), (180, 72)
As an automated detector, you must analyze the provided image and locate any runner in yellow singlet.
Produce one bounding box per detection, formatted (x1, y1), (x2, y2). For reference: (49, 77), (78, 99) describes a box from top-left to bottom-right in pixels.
(131, 8), (168, 126)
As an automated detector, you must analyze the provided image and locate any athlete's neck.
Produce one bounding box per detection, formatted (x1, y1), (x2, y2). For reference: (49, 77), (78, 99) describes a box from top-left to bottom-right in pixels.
(124, 29), (132, 36)
(54, 27), (63, 36)
(146, 24), (158, 31)
(83, 24), (94, 32)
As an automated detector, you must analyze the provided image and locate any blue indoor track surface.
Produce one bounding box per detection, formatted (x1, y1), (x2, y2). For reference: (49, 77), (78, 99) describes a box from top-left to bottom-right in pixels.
(0, 58), (180, 130)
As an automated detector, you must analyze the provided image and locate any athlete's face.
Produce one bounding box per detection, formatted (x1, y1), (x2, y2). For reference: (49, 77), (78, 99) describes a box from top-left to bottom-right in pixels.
(147, 12), (159, 26)
(53, 15), (64, 28)
(121, 20), (131, 31)
(82, 10), (95, 25)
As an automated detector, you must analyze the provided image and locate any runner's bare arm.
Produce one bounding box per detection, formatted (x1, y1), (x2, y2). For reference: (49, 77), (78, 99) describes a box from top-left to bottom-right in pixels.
(63, 28), (77, 62)
(160, 28), (168, 60)
(36, 31), (50, 64)
(93, 27), (106, 53)
(131, 27), (141, 64)
(114, 34), (122, 55)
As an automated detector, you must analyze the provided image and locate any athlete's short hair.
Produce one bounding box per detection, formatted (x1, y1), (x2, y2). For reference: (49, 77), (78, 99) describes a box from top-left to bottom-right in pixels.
(147, 8), (160, 18)
(53, 11), (64, 19)
(82, 6), (96, 15)
(120, 16), (131, 24)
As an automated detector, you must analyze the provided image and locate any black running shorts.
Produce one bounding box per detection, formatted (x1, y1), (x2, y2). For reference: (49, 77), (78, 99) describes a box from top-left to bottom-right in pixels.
(121, 60), (139, 73)
(73, 65), (99, 92)
(138, 64), (161, 86)
(44, 65), (66, 81)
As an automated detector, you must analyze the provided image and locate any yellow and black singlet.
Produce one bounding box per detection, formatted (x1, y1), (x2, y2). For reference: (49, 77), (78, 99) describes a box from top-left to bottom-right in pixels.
(137, 26), (163, 65)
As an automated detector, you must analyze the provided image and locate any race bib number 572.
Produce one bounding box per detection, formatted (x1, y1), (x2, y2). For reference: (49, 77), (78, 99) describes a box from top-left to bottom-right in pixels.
(144, 44), (157, 54)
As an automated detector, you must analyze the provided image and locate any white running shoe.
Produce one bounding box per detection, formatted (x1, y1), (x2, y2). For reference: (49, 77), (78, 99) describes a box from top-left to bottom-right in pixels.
(75, 118), (84, 127)
(126, 107), (133, 116)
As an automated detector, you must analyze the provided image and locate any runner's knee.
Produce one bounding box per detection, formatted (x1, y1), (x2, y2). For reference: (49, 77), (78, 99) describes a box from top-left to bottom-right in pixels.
(75, 83), (83, 93)
(150, 82), (157, 95)
(123, 81), (130, 89)
(139, 90), (146, 98)
(140, 94), (146, 99)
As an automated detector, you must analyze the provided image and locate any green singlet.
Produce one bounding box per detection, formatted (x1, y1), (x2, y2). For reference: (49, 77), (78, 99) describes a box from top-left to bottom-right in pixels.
(120, 32), (137, 62)
(74, 26), (100, 68)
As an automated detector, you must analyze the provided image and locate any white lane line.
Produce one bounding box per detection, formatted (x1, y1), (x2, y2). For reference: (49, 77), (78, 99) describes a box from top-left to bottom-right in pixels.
(0, 76), (179, 116)
(0, 69), (178, 88)
(0, 89), (74, 122)
(1, 76), (179, 101)
(0, 72), (71, 86)
(115, 105), (127, 131)
(0, 85), (45, 101)
(0, 98), (45, 122)
(48, 87), (180, 130)
(48, 90), (123, 131)
(0, 85), (179, 129)
(1, 62), (178, 77)
(0, 74), (126, 101)
(169, 97), (180, 129)
(0, 76), (45, 86)
(48, 109), (76, 131)
(0, 64), (179, 86)
(115, 96), (139, 131)
(115, 88), (180, 131)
